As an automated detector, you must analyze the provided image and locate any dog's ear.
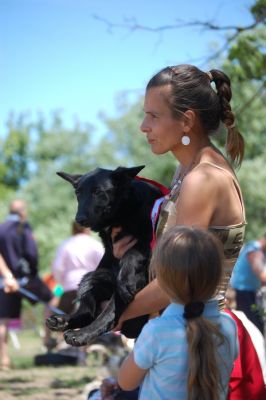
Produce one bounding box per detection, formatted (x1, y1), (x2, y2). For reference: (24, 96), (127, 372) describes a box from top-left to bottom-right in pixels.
(57, 171), (82, 188)
(112, 165), (145, 181)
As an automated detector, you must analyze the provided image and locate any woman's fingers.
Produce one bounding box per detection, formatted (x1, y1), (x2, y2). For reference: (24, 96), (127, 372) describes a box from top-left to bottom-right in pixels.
(111, 226), (122, 241)
(113, 236), (138, 259)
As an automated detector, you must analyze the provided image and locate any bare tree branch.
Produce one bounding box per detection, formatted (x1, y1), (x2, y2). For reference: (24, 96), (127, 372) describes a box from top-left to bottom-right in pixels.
(92, 14), (258, 35)
(92, 14), (262, 65)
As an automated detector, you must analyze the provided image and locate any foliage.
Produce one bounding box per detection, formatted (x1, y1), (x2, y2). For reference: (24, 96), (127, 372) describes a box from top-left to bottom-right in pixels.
(0, 0), (265, 272)
(0, 113), (31, 189)
(98, 99), (177, 186)
(237, 155), (266, 241)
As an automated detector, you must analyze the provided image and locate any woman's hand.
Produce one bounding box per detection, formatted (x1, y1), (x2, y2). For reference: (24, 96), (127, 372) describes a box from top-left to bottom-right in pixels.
(111, 227), (137, 259)
(111, 316), (123, 333)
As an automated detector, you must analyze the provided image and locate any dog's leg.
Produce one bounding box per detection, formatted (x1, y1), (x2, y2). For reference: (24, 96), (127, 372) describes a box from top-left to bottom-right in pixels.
(116, 249), (148, 304)
(45, 294), (97, 332)
(63, 294), (116, 346)
(46, 268), (115, 332)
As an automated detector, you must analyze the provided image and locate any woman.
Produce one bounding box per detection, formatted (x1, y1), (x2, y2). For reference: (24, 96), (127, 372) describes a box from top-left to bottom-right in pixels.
(99, 64), (265, 399)
(114, 64), (245, 319)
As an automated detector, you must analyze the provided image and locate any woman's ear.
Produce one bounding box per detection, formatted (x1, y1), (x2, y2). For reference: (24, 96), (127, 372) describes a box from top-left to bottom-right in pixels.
(183, 110), (196, 132)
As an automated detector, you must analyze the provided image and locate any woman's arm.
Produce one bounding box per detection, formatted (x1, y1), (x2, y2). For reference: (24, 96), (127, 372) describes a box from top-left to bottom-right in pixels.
(116, 279), (169, 328)
(118, 352), (147, 391)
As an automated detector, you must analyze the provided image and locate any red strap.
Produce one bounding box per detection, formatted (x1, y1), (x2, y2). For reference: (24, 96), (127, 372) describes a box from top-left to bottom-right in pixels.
(135, 176), (169, 249)
(135, 176), (170, 196)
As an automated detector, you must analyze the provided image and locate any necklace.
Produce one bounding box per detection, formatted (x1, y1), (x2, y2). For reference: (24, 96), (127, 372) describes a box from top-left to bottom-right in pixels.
(165, 161), (196, 201)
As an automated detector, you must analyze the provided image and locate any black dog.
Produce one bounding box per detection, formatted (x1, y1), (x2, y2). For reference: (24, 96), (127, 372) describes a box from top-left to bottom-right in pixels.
(46, 165), (165, 346)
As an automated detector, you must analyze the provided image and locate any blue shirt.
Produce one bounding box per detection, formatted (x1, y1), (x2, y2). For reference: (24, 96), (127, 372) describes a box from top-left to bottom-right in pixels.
(230, 241), (262, 291)
(133, 300), (238, 400)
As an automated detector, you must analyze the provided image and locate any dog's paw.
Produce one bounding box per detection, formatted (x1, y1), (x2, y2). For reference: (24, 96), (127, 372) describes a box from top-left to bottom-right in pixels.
(46, 315), (70, 332)
(117, 284), (134, 304)
(64, 329), (92, 347)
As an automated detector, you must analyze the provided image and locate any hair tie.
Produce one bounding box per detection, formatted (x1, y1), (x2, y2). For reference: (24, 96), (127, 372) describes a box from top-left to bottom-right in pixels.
(227, 122), (235, 129)
(183, 301), (205, 319)
(206, 71), (213, 82)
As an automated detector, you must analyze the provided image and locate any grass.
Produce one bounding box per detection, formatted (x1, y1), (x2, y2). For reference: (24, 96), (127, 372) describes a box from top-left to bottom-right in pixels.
(0, 327), (103, 400)
(8, 328), (44, 369)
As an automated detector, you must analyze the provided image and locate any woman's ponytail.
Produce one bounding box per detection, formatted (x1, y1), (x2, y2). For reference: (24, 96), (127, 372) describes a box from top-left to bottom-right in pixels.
(210, 69), (245, 166)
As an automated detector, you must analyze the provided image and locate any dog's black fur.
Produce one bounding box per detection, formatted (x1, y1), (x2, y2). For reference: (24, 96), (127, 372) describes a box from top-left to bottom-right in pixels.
(46, 165), (164, 346)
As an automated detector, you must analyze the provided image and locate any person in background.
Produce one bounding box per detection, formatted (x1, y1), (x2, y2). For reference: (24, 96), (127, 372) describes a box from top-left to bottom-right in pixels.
(49, 221), (104, 360)
(52, 221), (104, 315)
(0, 199), (53, 371)
(118, 226), (238, 400)
(230, 233), (266, 334)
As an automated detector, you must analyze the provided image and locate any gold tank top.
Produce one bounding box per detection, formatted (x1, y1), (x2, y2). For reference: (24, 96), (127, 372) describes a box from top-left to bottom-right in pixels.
(155, 162), (246, 308)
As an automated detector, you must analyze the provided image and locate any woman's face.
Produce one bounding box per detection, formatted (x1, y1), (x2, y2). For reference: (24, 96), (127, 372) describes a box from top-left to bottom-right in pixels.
(140, 86), (184, 155)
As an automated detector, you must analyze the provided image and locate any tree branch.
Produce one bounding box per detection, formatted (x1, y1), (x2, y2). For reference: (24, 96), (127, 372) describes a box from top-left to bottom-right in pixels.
(92, 14), (258, 35)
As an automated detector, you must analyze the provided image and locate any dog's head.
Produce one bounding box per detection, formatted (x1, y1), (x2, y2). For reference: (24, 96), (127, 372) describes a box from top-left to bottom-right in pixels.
(57, 165), (145, 231)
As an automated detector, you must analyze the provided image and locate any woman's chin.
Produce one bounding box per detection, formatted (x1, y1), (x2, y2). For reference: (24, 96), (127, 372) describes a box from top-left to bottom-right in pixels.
(151, 147), (168, 155)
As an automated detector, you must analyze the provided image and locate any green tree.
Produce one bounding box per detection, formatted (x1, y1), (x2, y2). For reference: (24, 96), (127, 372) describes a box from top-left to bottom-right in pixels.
(17, 112), (101, 272)
(0, 113), (31, 190)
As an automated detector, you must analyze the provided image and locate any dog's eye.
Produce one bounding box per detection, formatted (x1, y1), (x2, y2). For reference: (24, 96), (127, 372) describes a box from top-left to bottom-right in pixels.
(91, 187), (102, 195)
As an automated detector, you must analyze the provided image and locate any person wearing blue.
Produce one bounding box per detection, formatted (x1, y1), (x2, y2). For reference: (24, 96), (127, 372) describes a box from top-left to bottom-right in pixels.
(118, 226), (239, 400)
(230, 234), (266, 334)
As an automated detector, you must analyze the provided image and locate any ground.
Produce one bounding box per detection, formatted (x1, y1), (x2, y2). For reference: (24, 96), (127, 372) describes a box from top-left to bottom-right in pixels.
(0, 366), (94, 400)
(0, 328), (121, 400)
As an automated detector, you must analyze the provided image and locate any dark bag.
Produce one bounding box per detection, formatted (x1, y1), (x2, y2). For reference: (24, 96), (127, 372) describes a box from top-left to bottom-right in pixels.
(15, 222), (38, 278)
(23, 275), (53, 305)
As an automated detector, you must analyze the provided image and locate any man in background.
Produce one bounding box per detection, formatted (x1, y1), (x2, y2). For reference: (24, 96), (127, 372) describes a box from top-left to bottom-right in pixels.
(0, 199), (53, 370)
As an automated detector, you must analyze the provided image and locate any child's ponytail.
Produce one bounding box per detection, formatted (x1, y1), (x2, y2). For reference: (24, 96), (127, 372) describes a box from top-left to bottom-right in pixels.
(186, 315), (226, 400)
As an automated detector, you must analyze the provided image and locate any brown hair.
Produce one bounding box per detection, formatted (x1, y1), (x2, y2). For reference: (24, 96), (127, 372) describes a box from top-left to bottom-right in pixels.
(150, 226), (227, 400)
(146, 64), (244, 166)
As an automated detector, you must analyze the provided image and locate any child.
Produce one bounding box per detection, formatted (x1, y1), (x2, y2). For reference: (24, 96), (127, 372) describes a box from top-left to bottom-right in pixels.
(117, 226), (239, 400)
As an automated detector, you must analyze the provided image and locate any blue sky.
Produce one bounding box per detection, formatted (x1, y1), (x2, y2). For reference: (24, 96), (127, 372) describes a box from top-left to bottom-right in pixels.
(0, 0), (253, 137)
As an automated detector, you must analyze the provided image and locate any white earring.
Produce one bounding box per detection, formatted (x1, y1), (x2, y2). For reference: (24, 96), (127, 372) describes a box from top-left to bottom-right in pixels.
(181, 135), (190, 146)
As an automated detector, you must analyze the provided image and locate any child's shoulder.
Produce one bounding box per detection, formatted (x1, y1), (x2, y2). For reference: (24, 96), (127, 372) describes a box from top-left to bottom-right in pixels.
(145, 312), (185, 333)
(220, 310), (238, 332)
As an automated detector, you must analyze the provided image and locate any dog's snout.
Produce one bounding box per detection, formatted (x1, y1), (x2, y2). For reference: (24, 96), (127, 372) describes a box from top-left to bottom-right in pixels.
(76, 215), (88, 227)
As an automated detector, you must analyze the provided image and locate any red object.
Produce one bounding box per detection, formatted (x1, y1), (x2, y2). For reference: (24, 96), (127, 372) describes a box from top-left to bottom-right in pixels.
(135, 176), (169, 249)
(42, 273), (57, 291)
(224, 308), (266, 400)
(135, 175), (170, 196)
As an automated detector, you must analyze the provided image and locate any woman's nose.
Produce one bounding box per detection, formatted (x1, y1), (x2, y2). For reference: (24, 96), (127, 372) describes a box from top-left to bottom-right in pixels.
(140, 118), (149, 134)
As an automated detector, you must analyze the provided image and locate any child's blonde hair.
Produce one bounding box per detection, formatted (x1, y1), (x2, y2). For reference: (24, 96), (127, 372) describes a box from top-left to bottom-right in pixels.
(151, 226), (226, 400)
